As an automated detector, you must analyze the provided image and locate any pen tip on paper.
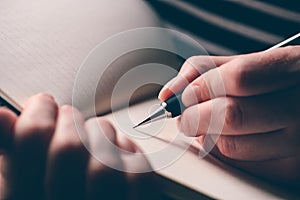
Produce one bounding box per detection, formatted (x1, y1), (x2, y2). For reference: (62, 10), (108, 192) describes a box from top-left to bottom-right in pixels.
(132, 117), (151, 129)
(133, 124), (139, 129)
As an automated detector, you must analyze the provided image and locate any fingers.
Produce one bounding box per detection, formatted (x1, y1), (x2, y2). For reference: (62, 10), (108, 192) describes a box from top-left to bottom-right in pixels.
(46, 105), (89, 200)
(119, 136), (161, 200)
(181, 46), (300, 106)
(14, 93), (58, 145)
(179, 88), (300, 136)
(159, 56), (233, 101)
(200, 128), (299, 161)
(1, 93), (58, 199)
(0, 108), (17, 152)
(85, 118), (160, 200)
(0, 93), (160, 199)
(85, 118), (127, 200)
(210, 142), (300, 185)
(0, 92), (161, 200)
(219, 46), (300, 96)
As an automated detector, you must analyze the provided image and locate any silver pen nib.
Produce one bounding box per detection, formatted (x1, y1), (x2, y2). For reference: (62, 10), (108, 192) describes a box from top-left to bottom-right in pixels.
(133, 117), (153, 129)
(133, 102), (167, 128)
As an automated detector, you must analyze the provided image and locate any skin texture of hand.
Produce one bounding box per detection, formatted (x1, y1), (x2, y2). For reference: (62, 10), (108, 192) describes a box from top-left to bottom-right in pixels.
(0, 93), (161, 200)
(159, 45), (300, 187)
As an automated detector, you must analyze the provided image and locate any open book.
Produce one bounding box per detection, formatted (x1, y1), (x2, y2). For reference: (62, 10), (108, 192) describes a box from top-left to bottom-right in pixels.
(0, 1), (298, 199)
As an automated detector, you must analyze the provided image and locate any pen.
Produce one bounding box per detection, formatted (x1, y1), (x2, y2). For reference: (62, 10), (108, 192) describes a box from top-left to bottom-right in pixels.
(133, 93), (185, 128)
(133, 32), (300, 128)
(0, 89), (22, 116)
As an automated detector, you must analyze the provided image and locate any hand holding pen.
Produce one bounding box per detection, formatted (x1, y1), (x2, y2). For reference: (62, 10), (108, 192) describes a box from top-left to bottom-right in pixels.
(135, 33), (300, 128)
(158, 45), (300, 186)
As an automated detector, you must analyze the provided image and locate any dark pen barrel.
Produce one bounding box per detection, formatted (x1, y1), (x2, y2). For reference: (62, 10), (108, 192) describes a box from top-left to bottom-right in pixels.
(164, 93), (185, 117)
(0, 96), (21, 116)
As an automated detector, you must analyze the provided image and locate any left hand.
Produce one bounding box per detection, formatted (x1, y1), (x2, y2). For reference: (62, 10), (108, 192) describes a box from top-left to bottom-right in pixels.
(159, 46), (300, 186)
(0, 93), (161, 200)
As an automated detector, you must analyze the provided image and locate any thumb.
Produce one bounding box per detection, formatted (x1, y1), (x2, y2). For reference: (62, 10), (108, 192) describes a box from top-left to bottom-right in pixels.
(0, 108), (17, 153)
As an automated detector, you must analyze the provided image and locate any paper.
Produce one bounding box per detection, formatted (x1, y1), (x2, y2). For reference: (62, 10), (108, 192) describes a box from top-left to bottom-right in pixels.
(104, 99), (298, 199)
(0, 0), (164, 116)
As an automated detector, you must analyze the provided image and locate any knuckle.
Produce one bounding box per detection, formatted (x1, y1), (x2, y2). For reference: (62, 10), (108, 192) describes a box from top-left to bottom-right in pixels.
(192, 77), (211, 101)
(51, 136), (85, 159)
(185, 56), (212, 73)
(180, 110), (197, 136)
(186, 56), (197, 65)
(231, 59), (251, 94)
(19, 117), (56, 140)
(217, 135), (238, 158)
(30, 118), (56, 134)
(182, 56), (199, 72)
(201, 69), (221, 99)
(30, 93), (56, 106)
(14, 120), (55, 149)
(60, 105), (75, 115)
(225, 98), (243, 132)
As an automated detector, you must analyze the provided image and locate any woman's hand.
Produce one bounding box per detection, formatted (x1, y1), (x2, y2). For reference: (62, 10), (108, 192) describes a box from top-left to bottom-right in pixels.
(0, 93), (161, 200)
(159, 46), (300, 186)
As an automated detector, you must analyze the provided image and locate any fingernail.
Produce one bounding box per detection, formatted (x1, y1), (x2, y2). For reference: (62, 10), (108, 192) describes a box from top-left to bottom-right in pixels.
(176, 116), (181, 130)
(198, 135), (205, 145)
(37, 93), (54, 100)
(182, 85), (200, 107)
(158, 77), (178, 100)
